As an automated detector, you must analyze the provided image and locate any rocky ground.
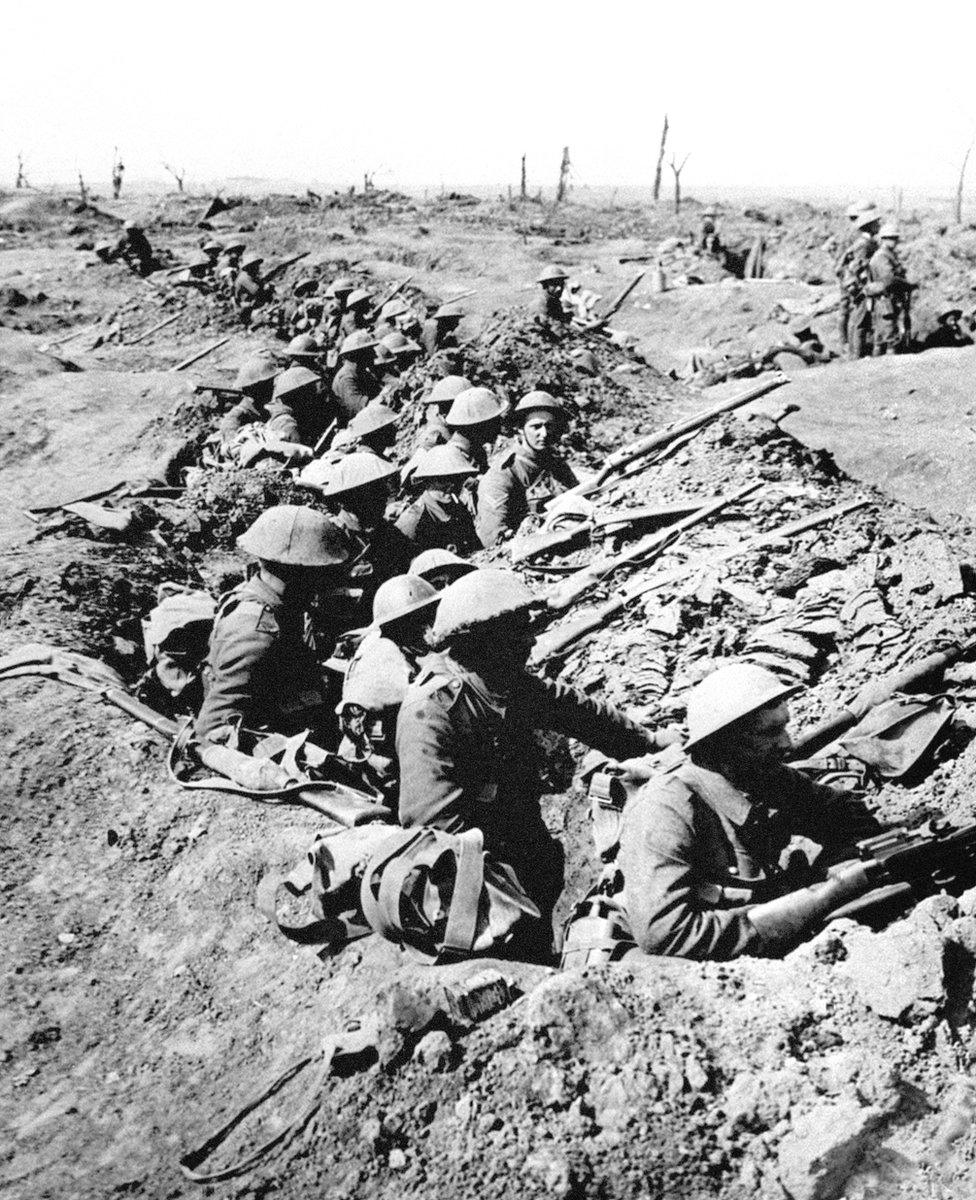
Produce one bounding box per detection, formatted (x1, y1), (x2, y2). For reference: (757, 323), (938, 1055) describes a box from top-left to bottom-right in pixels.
(5, 186), (976, 1199)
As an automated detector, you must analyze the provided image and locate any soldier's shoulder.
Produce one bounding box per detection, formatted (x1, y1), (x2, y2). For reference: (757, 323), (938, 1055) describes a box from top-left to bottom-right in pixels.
(215, 584), (280, 636)
(403, 663), (465, 711)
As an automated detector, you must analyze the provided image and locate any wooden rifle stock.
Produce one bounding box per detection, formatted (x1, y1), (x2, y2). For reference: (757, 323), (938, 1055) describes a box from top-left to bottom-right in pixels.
(262, 251), (310, 285)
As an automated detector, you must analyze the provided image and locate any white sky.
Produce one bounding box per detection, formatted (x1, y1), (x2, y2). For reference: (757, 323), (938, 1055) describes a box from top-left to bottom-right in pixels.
(3, 0), (976, 200)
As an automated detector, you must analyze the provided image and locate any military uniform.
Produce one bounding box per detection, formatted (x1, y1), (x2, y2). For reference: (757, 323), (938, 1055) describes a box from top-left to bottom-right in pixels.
(868, 243), (911, 355)
(617, 755), (881, 961)
(533, 291), (569, 323)
(396, 654), (663, 912)
(395, 491), (480, 556)
(218, 395), (266, 445)
(339, 512), (414, 613)
(475, 444), (578, 547)
(332, 361), (381, 423)
(194, 574), (331, 743)
(842, 235), (878, 358)
(447, 430), (488, 475)
(421, 319), (459, 356)
(265, 391), (333, 447)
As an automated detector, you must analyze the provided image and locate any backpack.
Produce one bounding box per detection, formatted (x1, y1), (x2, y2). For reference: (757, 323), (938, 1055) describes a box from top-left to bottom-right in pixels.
(138, 584), (216, 714)
(260, 823), (541, 963)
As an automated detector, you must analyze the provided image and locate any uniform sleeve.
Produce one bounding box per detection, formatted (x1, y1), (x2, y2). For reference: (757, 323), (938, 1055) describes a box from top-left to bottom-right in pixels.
(475, 468), (521, 547)
(869, 250), (896, 289)
(194, 617), (275, 742)
(395, 693), (466, 832)
(394, 502), (422, 542)
(618, 786), (764, 961)
(219, 398), (260, 444)
(264, 401), (302, 444)
(524, 674), (660, 759)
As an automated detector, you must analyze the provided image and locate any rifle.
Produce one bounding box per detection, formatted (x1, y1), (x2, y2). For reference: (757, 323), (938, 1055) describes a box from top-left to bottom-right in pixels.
(376, 275), (414, 309)
(261, 252), (310, 286)
(791, 639), (976, 759)
(531, 496), (867, 664)
(124, 311), (181, 346)
(510, 498), (711, 564)
(172, 336), (232, 372)
(558, 376), (788, 501)
(747, 821), (976, 945)
(596, 271), (646, 323)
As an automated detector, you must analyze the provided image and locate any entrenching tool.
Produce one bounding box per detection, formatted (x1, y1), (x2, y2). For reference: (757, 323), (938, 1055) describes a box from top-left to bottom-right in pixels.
(530, 496), (870, 665)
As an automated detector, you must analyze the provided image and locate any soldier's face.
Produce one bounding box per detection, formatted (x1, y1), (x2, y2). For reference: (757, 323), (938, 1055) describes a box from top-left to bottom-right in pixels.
(738, 701), (792, 770)
(522, 412), (559, 452)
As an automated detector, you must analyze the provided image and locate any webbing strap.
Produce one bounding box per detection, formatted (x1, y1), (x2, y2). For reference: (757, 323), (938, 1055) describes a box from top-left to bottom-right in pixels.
(441, 829), (485, 956)
(359, 829), (428, 940)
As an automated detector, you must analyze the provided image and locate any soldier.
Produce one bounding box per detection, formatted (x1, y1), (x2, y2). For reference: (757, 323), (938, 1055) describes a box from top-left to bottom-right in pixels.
(309, 453), (413, 612)
(379, 329), (422, 373)
(216, 237), (246, 292)
(121, 220), (156, 275)
(396, 568), (679, 955)
(616, 663), (882, 961)
(699, 206), (721, 255)
(476, 391), (578, 547)
(834, 202), (873, 345)
(919, 308), (973, 351)
(332, 330), (382, 423)
(337, 574), (442, 795)
(340, 289), (374, 337)
(194, 506), (351, 747)
(265, 365), (333, 451)
(375, 296), (411, 339)
(218, 355), (280, 446)
(395, 444), (481, 555)
(409, 547), (476, 591)
(344, 403), (399, 459)
(867, 223), (916, 356)
(322, 276), (356, 340)
(444, 386), (506, 476)
(285, 333), (328, 372)
(843, 209), (881, 358)
(767, 322), (834, 373)
(172, 250), (213, 292)
(420, 303), (463, 356)
(233, 252), (270, 317)
(201, 239), (224, 270)
(534, 265), (570, 324)
(414, 375), (472, 454)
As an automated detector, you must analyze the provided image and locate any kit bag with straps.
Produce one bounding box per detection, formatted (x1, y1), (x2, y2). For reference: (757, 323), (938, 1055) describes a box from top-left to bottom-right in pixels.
(259, 823), (541, 962)
(138, 584), (216, 713)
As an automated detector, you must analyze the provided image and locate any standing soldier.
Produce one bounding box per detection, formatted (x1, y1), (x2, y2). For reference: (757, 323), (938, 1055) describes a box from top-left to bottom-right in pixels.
(112, 155), (125, 200)
(395, 568), (678, 957)
(332, 331), (382, 423)
(444, 386), (506, 476)
(867, 223), (915, 356)
(534, 265), (570, 324)
(835, 202), (872, 345)
(395, 444), (481, 555)
(194, 506), (351, 748)
(698, 206), (721, 255)
(843, 209), (881, 358)
(476, 391), (578, 547)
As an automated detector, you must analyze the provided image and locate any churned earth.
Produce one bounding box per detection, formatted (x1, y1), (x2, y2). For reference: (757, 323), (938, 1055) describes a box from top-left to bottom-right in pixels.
(4, 186), (976, 1200)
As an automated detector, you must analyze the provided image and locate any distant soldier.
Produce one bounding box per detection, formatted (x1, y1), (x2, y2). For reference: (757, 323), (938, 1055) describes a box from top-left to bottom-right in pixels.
(171, 250), (213, 292)
(332, 331), (382, 422)
(476, 391), (578, 547)
(867, 222), (916, 356)
(444, 386), (506, 476)
(233, 252), (270, 317)
(322, 276), (356, 340)
(215, 237), (246, 293)
(421, 303), (463, 356)
(339, 289), (374, 338)
(201, 239), (224, 270)
(698, 206), (721, 255)
(834, 201), (871, 344)
(112, 157), (125, 200)
(218, 355), (280, 446)
(396, 568), (675, 956)
(842, 209), (881, 358)
(534, 265), (570, 324)
(919, 307), (973, 351)
(615, 664), (881, 961)
(396, 443), (481, 555)
(194, 506), (351, 747)
(121, 220), (155, 275)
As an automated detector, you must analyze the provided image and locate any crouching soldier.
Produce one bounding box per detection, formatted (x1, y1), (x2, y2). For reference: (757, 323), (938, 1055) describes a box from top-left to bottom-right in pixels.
(617, 663), (882, 961)
(476, 391), (578, 547)
(194, 506), (351, 754)
(396, 568), (678, 959)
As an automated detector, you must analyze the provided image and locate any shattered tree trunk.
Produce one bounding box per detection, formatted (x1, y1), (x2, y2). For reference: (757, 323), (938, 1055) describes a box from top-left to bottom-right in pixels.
(956, 141), (973, 224)
(520, 154), (527, 201)
(653, 114), (669, 203)
(670, 153), (689, 213)
(556, 147), (571, 204)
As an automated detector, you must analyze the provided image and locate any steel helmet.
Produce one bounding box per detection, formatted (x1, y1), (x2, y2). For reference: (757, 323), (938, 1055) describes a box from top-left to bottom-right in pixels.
(371, 573), (440, 630)
(317, 452), (398, 498)
(345, 288), (372, 310)
(878, 221), (900, 240)
(287, 334), (323, 357)
(373, 342), (395, 366)
(446, 386), (505, 427)
(273, 365), (319, 400)
(325, 276), (355, 298)
(410, 548), (476, 586)
(684, 663), (800, 749)
(430, 568), (537, 645)
(341, 637), (412, 711)
(202, 239), (223, 254)
(514, 390), (565, 419)
(855, 209), (880, 230)
(433, 303), (463, 322)
(234, 355), (279, 391)
(348, 404), (398, 437)
(701, 206), (718, 218)
(380, 330), (421, 355)
(537, 265), (568, 284)
(223, 236), (246, 253)
(380, 297), (409, 320)
(240, 252), (264, 270)
(339, 330), (378, 357)
(236, 505), (350, 567)
(428, 375), (472, 406)
(412, 443), (479, 481)
(187, 251), (211, 269)
(298, 457), (338, 490)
